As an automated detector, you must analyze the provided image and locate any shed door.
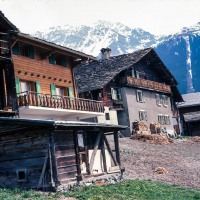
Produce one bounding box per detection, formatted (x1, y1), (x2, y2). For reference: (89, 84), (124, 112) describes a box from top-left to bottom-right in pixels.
(54, 131), (77, 184)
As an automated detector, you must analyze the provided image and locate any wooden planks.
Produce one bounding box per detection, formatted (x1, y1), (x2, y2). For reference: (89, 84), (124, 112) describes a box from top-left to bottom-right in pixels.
(13, 54), (74, 95)
(0, 129), (49, 189)
(54, 131), (77, 182)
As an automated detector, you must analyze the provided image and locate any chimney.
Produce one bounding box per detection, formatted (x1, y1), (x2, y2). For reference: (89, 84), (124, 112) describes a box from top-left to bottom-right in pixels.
(100, 48), (111, 60)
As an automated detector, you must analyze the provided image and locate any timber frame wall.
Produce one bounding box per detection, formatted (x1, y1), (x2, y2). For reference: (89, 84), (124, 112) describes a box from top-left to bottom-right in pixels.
(0, 122), (123, 190)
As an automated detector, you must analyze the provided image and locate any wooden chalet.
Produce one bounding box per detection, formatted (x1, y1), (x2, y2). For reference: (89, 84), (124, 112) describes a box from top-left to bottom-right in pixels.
(0, 11), (104, 120)
(0, 118), (126, 190)
(74, 48), (183, 136)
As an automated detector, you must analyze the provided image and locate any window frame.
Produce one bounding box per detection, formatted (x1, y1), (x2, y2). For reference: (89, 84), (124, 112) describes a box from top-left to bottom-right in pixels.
(162, 95), (168, 107)
(139, 110), (148, 121)
(155, 94), (162, 106)
(158, 114), (170, 125)
(111, 87), (122, 101)
(136, 90), (144, 103)
(105, 113), (110, 120)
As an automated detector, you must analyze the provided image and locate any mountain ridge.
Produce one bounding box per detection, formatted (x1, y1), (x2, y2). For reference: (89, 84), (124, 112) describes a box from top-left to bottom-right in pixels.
(33, 21), (200, 94)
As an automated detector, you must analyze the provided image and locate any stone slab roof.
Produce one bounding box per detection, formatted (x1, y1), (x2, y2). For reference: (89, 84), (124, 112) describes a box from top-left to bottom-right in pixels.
(177, 92), (200, 108)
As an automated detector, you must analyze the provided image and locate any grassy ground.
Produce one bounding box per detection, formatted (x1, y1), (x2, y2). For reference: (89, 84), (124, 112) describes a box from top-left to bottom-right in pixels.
(1, 180), (200, 200)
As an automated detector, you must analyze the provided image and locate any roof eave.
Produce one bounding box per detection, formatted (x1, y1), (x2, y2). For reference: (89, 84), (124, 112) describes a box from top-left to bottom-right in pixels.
(12, 32), (96, 60)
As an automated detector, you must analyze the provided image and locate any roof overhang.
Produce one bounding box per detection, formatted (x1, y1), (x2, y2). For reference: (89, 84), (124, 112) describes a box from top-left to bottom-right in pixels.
(183, 112), (200, 123)
(11, 32), (96, 60)
(0, 117), (127, 134)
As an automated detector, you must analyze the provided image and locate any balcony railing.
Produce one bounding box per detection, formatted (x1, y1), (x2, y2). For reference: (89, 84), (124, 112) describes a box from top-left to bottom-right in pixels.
(17, 91), (104, 113)
(121, 76), (171, 93)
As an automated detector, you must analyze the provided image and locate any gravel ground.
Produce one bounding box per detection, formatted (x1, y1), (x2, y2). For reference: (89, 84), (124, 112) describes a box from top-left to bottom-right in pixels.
(119, 137), (200, 190)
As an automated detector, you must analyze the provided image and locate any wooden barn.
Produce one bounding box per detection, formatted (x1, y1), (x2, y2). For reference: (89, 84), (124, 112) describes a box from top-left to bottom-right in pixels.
(177, 92), (200, 136)
(0, 118), (125, 191)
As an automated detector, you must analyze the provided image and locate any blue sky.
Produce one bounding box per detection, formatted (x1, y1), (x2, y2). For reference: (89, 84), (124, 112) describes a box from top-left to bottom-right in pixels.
(1, 0), (200, 35)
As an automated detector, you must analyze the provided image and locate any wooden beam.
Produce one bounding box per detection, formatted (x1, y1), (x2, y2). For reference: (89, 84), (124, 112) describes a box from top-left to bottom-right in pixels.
(49, 130), (59, 187)
(37, 149), (49, 189)
(114, 131), (121, 166)
(83, 131), (90, 174)
(103, 134), (118, 166)
(0, 67), (6, 110)
(73, 130), (82, 181)
(89, 132), (102, 174)
(100, 136), (107, 172)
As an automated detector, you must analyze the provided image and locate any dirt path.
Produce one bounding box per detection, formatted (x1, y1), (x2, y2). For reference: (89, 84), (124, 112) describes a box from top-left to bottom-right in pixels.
(119, 138), (200, 189)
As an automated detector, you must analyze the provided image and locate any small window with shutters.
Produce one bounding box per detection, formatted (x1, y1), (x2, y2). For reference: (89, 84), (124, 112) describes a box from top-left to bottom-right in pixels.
(13, 42), (34, 59)
(49, 54), (68, 67)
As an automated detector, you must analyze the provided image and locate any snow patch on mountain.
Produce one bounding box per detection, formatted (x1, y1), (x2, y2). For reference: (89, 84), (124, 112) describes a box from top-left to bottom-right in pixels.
(183, 36), (194, 93)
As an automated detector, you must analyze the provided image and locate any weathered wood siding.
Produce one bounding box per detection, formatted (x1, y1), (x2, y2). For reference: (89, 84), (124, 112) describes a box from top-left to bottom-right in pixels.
(54, 130), (77, 184)
(12, 48), (74, 95)
(0, 130), (49, 188)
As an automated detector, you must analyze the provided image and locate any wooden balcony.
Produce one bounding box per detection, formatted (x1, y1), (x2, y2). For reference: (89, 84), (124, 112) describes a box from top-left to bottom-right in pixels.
(18, 91), (104, 113)
(121, 76), (171, 93)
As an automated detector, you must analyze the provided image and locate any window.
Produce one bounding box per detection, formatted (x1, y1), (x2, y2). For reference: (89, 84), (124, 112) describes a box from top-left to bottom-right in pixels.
(50, 84), (69, 97)
(105, 113), (110, 120)
(158, 114), (164, 125)
(155, 94), (162, 106)
(136, 90), (144, 102)
(49, 54), (67, 67)
(12, 42), (34, 59)
(56, 87), (65, 96)
(111, 88), (122, 101)
(19, 80), (36, 93)
(164, 115), (170, 125)
(139, 110), (148, 121)
(158, 114), (170, 125)
(162, 95), (168, 106)
(16, 169), (27, 182)
(156, 94), (168, 107)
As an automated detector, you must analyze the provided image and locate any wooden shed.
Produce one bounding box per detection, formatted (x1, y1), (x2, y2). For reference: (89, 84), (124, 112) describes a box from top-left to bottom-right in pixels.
(0, 118), (126, 191)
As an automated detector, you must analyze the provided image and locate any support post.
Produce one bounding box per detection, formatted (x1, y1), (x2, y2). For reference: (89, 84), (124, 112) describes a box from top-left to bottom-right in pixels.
(114, 131), (121, 166)
(0, 66), (6, 109)
(49, 130), (59, 188)
(73, 130), (82, 182)
(103, 134), (118, 166)
(89, 132), (102, 174)
(100, 134), (107, 172)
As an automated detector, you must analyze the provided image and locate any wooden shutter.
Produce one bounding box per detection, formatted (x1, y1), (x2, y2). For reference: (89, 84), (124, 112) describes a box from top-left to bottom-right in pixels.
(50, 84), (56, 96)
(68, 87), (73, 98)
(35, 81), (41, 93)
(131, 69), (135, 77)
(61, 56), (67, 67)
(49, 54), (55, 64)
(136, 70), (139, 78)
(118, 88), (122, 100)
(12, 42), (20, 55)
(15, 77), (20, 96)
(29, 46), (34, 59)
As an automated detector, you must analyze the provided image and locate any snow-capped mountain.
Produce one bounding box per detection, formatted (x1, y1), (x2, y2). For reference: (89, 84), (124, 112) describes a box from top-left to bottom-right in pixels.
(34, 20), (161, 56)
(33, 21), (200, 94)
(155, 23), (200, 94)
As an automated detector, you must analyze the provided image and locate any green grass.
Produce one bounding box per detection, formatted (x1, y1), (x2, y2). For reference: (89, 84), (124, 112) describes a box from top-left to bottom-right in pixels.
(0, 180), (200, 200)
(64, 180), (200, 200)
